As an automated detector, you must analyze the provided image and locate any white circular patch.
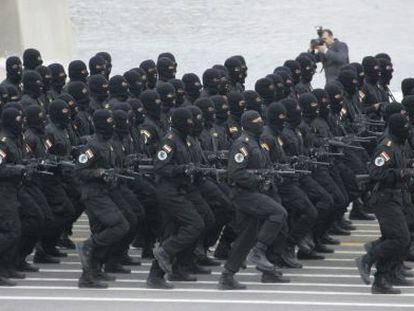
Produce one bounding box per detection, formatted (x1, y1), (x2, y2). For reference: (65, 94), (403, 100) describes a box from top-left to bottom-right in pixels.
(157, 150), (168, 161)
(78, 154), (88, 164)
(374, 157), (385, 167)
(234, 153), (245, 163)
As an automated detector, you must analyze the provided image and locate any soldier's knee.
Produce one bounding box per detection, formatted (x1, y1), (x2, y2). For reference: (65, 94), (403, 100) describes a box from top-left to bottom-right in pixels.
(269, 205), (288, 223)
(112, 219), (130, 241)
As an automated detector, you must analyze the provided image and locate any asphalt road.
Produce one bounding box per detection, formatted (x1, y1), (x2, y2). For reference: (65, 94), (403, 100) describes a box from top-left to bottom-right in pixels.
(1, 213), (413, 311)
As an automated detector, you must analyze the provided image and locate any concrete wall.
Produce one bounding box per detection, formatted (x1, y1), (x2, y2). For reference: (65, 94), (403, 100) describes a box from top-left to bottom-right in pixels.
(0, 0), (73, 77)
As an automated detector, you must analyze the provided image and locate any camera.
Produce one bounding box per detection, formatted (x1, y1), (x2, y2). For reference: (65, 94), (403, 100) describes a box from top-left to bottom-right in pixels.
(310, 26), (325, 50)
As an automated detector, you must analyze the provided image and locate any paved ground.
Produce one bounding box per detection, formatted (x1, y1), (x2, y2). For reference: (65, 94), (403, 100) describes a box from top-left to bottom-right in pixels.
(1, 213), (413, 311)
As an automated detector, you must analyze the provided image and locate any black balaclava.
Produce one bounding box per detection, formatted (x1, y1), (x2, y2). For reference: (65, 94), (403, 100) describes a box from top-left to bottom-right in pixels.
(168, 78), (185, 107)
(255, 77), (275, 105)
(23, 48), (43, 70)
(224, 56), (243, 84)
(67, 81), (90, 111)
(187, 106), (204, 137)
(68, 60), (88, 83)
(7, 85), (21, 101)
(402, 95), (414, 121)
(210, 95), (229, 123)
(233, 55), (247, 84)
(1, 107), (23, 136)
(57, 93), (77, 120)
(273, 68), (293, 98)
(312, 88), (330, 119)
(281, 98), (302, 128)
(213, 66), (230, 95)
(283, 60), (301, 85)
(0, 86), (9, 110)
(243, 90), (264, 116)
(401, 78), (414, 98)
(228, 91), (246, 121)
(48, 63), (67, 92)
(3, 101), (24, 115)
(140, 90), (161, 120)
(338, 70), (358, 96)
(139, 59), (158, 89)
(266, 74), (285, 101)
(22, 70), (43, 98)
(26, 104), (46, 134)
(109, 75), (129, 100)
(325, 83), (344, 114)
(241, 110), (264, 139)
(377, 58), (393, 86)
(6, 56), (22, 84)
(89, 55), (106, 76)
(182, 73), (202, 100)
(96, 52), (112, 79)
(49, 99), (71, 129)
(375, 53), (391, 62)
(202, 68), (221, 95)
(299, 93), (319, 120)
(267, 102), (287, 133)
(88, 74), (109, 102)
(156, 82), (176, 111)
(362, 56), (380, 84)
(296, 55), (315, 83)
(383, 102), (405, 123)
(93, 109), (114, 140)
(35, 65), (52, 92)
(389, 113), (410, 142)
(113, 109), (130, 137)
(158, 52), (176, 62)
(171, 107), (193, 136)
(157, 57), (176, 81)
(124, 70), (144, 98)
(349, 62), (365, 89)
(195, 97), (216, 125)
(127, 98), (145, 125)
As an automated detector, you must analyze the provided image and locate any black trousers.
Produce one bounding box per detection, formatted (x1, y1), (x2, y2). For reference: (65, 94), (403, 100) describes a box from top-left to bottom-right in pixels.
(156, 181), (205, 258)
(83, 191), (130, 260)
(17, 184), (52, 262)
(279, 181), (318, 244)
(369, 190), (411, 275)
(299, 175), (335, 239)
(0, 187), (21, 273)
(224, 189), (287, 273)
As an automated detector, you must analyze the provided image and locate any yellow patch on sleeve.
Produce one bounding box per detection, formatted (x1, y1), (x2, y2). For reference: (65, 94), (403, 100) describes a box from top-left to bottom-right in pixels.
(162, 144), (172, 153)
(229, 126), (238, 133)
(85, 149), (94, 159)
(261, 143), (270, 151)
(240, 146), (248, 157)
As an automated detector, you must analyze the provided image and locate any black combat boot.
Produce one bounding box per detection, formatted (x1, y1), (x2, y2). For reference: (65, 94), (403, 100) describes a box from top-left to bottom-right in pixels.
(246, 242), (274, 271)
(57, 233), (76, 249)
(372, 274), (401, 294)
(78, 269), (108, 289)
(168, 264), (197, 282)
(314, 239), (334, 254)
(91, 260), (116, 282)
(329, 222), (351, 236)
(297, 250), (324, 260)
(349, 200), (375, 221)
(320, 233), (340, 245)
(17, 260), (39, 272)
(44, 246), (67, 258)
(260, 268), (290, 283)
(153, 244), (173, 274)
(120, 251), (141, 266)
(33, 245), (60, 264)
(104, 262), (131, 274)
(355, 254), (373, 285)
(0, 268), (17, 287)
(218, 269), (247, 290)
(146, 261), (174, 289)
(277, 245), (303, 269)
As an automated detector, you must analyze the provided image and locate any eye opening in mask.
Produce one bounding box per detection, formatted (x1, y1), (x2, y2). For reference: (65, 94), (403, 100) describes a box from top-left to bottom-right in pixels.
(334, 94), (342, 100)
(234, 67), (240, 72)
(12, 64), (21, 69)
(278, 113), (287, 119)
(107, 117), (113, 124)
(142, 75), (147, 80)
(306, 66), (311, 70)
(168, 65), (175, 71)
(194, 82), (201, 87)
(102, 83), (109, 89)
(251, 116), (263, 123)
(269, 84), (275, 90)
(374, 65), (380, 70)
(59, 72), (66, 78)
(167, 93), (174, 98)
(277, 82), (284, 88)
(16, 115), (22, 122)
(310, 102), (318, 107)
(295, 69), (301, 74)
(187, 118), (193, 125)
(148, 68), (156, 73)
(82, 88), (88, 94)
(196, 114), (202, 120)
(81, 70), (88, 74)
(138, 108), (144, 112)
(208, 107), (214, 112)
(352, 79), (358, 84)
(121, 81), (128, 87)
(239, 100), (246, 107)
(62, 108), (69, 114)
(155, 99), (161, 105)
